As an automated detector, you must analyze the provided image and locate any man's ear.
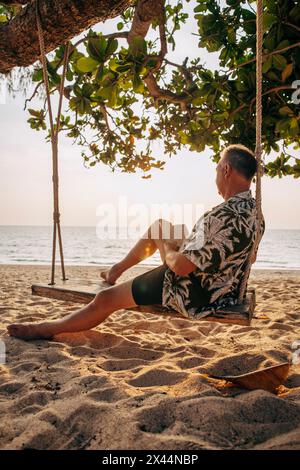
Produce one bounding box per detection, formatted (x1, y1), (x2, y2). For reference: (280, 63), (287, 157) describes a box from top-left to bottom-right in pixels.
(224, 163), (232, 178)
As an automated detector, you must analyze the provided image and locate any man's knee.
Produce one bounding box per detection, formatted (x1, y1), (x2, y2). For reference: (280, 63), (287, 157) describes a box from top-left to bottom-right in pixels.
(93, 288), (112, 307)
(149, 218), (171, 240)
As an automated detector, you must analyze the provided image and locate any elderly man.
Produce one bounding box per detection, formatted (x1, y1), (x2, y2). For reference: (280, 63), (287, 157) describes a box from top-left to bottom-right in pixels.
(8, 144), (264, 340)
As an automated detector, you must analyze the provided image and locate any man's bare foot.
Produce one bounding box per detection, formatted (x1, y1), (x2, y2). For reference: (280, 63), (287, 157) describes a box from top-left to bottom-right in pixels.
(7, 322), (55, 340)
(100, 263), (123, 285)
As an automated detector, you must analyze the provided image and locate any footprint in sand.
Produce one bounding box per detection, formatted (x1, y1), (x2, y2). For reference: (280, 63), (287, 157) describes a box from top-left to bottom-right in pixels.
(10, 361), (40, 374)
(100, 358), (147, 371)
(27, 301), (52, 307)
(0, 380), (25, 394)
(38, 410), (62, 427)
(128, 368), (187, 387)
(79, 374), (110, 389)
(269, 323), (293, 332)
(207, 352), (266, 376)
(190, 345), (216, 358)
(15, 390), (52, 410)
(55, 331), (124, 350)
(87, 387), (127, 402)
(108, 346), (163, 361)
(136, 402), (176, 434)
(177, 356), (205, 369)
(21, 404), (46, 415)
(43, 349), (73, 365)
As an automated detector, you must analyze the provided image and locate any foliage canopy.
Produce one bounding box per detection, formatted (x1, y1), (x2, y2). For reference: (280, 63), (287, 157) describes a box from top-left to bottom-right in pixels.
(2, 0), (300, 178)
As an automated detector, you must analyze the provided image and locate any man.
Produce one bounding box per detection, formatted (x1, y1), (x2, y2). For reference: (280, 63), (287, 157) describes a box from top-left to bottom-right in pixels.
(8, 144), (264, 340)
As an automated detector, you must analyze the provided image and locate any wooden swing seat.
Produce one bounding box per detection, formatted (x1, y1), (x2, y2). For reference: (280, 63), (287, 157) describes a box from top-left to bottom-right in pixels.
(31, 278), (255, 326)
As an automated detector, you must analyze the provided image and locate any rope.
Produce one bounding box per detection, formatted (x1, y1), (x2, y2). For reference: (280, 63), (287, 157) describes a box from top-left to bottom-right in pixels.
(36, 0), (69, 285)
(238, 0), (264, 303)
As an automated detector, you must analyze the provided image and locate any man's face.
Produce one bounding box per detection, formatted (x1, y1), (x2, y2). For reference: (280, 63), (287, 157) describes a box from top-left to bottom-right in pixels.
(215, 153), (228, 198)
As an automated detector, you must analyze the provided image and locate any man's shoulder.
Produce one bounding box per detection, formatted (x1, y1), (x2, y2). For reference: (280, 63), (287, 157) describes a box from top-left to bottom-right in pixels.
(205, 200), (230, 219)
(217, 192), (256, 215)
(200, 191), (258, 224)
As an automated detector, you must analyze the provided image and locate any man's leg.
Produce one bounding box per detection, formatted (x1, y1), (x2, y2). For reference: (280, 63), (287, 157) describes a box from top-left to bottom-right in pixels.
(7, 280), (137, 341)
(101, 218), (173, 284)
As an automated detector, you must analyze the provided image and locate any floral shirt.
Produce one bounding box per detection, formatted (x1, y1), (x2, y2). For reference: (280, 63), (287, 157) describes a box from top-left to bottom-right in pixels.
(162, 190), (264, 319)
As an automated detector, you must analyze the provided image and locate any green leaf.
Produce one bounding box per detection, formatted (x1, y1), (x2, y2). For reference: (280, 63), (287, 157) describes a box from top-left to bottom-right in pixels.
(32, 68), (43, 82)
(95, 64), (105, 82)
(275, 118), (290, 133)
(129, 37), (147, 56)
(194, 4), (206, 13)
(263, 13), (277, 32)
(290, 118), (299, 135)
(81, 83), (94, 98)
(132, 74), (144, 93)
(46, 61), (61, 85)
(66, 68), (74, 82)
(107, 85), (118, 108)
(117, 22), (124, 31)
(96, 85), (113, 100)
(272, 54), (287, 71)
(262, 55), (272, 73)
(105, 38), (119, 58)
(28, 109), (42, 118)
(266, 70), (280, 81)
(70, 96), (92, 115)
(87, 37), (107, 62)
(77, 57), (99, 73)
(227, 28), (236, 44)
(264, 34), (276, 51)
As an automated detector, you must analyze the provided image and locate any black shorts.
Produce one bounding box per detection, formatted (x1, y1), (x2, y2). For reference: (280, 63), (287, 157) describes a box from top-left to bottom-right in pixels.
(131, 262), (168, 306)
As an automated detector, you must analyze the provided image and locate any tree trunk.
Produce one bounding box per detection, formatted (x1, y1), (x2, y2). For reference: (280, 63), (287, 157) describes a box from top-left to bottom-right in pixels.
(0, 0), (134, 74)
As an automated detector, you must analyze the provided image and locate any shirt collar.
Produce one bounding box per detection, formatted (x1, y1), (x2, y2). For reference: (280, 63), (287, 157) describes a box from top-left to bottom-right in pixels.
(228, 189), (252, 202)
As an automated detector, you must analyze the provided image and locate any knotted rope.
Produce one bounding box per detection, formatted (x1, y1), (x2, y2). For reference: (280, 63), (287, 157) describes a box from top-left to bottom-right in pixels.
(36, 0), (70, 284)
(238, 0), (264, 303)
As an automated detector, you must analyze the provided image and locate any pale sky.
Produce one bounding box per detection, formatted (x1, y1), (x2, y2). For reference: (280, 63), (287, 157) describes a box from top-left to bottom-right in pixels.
(0, 6), (299, 230)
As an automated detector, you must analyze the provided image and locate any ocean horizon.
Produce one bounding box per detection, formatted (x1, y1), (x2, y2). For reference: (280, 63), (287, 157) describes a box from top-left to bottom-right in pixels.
(0, 225), (300, 270)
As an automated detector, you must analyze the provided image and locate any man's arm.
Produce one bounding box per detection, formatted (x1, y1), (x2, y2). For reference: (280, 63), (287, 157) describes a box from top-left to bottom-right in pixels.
(163, 242), (197, 276)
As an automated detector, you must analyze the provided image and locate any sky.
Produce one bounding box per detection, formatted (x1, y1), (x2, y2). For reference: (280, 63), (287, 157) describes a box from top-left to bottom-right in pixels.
(0, 3), (299, 231)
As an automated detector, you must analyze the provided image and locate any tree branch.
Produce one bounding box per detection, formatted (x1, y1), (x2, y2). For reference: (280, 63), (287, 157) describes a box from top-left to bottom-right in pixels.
(143, 71), (189, 108)
(0, 1), (29, 4)
(231, 41), (300, 72)
(127, 0), (190, 108)
(0, 0), (135, 74)
(127, 0), (164, 45)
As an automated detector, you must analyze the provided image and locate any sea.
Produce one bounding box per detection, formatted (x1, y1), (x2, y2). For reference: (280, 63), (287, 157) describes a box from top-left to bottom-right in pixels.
(0, 225), (299, 270)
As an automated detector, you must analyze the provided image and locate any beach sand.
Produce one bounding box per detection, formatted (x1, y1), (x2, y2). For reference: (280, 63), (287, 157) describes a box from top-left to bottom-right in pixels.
(0, 264), (299, 450)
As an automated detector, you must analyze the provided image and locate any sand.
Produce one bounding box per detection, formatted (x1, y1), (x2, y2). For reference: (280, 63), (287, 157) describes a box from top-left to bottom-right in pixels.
(0, 264), (299, 450)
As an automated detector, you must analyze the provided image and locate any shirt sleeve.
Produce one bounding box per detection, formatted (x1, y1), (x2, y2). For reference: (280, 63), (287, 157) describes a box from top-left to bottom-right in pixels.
(179, 213), (222, 274)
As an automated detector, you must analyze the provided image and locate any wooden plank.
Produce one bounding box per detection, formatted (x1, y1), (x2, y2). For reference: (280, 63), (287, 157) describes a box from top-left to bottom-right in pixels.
(31, 279), (255, 326)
